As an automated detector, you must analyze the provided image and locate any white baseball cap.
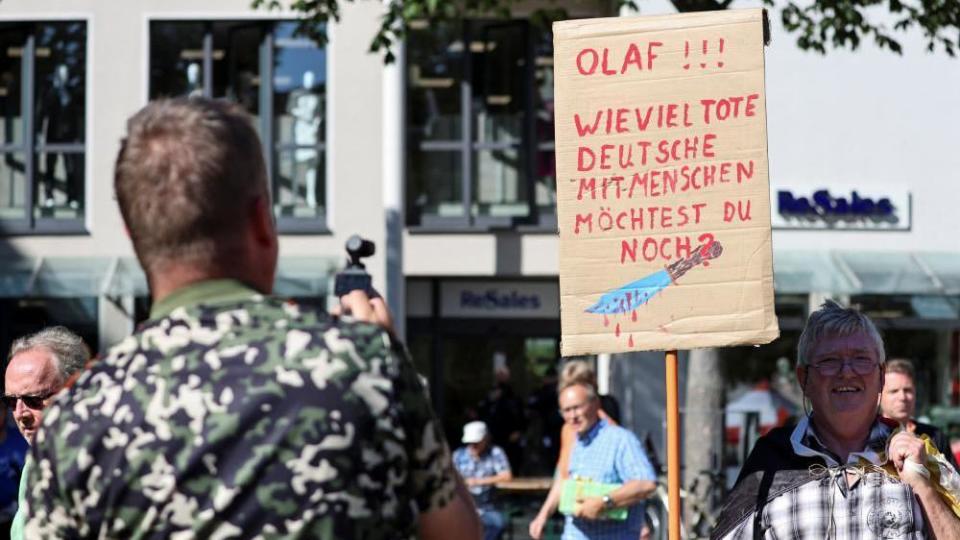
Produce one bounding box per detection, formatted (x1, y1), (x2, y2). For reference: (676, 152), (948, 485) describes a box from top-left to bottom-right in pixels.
(461, 421), (489, 444)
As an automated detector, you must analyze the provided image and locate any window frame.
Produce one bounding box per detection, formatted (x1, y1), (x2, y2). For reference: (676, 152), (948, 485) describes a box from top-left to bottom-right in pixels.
(147, 19), (329, 235)
(0, 20), (88, 235)
(406, 19), (557, 233)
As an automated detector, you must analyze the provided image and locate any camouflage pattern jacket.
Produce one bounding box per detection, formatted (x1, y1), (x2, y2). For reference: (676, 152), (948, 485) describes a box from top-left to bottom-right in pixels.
(25, 280), (457, 539)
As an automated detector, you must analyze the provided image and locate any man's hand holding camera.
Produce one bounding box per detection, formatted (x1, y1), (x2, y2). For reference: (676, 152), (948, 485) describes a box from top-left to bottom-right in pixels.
(331, 235), (396, 335)
(332, 289), (396, 336)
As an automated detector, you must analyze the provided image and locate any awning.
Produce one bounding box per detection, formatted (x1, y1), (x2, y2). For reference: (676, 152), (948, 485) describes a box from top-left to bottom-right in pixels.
(0, 250), (957, 303)
(773, 250), (960, 296)
(0, 256), (339, 299)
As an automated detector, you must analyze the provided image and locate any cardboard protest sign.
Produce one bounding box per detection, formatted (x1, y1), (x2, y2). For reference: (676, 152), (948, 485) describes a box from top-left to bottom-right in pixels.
(554, 9), (779, 356)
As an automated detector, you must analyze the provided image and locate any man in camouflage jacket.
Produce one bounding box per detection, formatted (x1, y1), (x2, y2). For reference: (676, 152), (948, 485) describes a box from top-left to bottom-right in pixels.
(24, 98), (481, 539)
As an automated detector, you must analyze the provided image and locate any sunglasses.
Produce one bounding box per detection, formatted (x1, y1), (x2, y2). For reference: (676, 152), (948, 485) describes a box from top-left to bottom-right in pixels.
(2, 391), (55, 410)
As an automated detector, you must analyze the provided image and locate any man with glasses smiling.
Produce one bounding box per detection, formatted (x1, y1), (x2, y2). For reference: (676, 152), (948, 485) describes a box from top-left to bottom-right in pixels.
(3, 326), (89, 540)
(713, 300), (960, 539)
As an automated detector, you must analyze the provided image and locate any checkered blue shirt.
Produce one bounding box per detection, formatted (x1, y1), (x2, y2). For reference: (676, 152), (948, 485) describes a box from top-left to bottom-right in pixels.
(452, 445), (511, 509)
(564, 419), (656, 540)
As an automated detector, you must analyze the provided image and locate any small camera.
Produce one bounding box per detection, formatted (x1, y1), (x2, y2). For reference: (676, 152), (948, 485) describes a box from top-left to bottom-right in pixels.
(333, 235), (375, 296)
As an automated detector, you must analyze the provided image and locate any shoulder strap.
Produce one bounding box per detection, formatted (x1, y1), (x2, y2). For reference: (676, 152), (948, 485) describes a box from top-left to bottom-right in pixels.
(712, 428), (823, 539)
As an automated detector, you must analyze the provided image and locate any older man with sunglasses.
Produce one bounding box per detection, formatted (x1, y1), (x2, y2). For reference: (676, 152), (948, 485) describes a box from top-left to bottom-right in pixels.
(714, 300), (960, 539)
(3, 326), (89, 539)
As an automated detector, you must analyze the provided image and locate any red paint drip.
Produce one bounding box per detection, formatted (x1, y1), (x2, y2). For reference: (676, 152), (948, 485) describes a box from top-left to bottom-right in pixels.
(632, 310), (637, 322)
(615, 323), (621, 337)
(703, 261), (710, 267)
(718, 38), (725, 67)
(683, 40), (690, 69)
(603, 314), (609, 327)
(628, 334), (635, 347)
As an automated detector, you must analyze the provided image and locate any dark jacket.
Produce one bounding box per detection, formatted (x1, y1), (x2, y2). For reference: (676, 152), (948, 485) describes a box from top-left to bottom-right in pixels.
(712, 417), (953, 539)
(711, 425), (824, 539)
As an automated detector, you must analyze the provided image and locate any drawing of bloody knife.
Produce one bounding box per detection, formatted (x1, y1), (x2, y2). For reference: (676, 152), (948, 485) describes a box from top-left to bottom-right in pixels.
(585, 240), (724, 315)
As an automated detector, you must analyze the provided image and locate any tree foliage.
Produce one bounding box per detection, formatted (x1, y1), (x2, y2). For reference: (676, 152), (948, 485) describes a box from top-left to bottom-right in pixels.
(252, 0), (958, 62)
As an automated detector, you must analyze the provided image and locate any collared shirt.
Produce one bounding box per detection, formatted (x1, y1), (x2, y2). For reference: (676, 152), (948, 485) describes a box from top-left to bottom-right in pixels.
(452, 445), (510, 509)
(723, 416), (927, 539)
(564, 419), (655, 540)
(8, 442), (29, 540)
(25, 280), (457, 539)
(148, 278), (261, 320)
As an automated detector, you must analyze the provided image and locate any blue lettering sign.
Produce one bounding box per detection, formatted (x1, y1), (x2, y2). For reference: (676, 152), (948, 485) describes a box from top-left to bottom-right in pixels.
(459, 289), (542, 311)
(777, 189), (896, 224)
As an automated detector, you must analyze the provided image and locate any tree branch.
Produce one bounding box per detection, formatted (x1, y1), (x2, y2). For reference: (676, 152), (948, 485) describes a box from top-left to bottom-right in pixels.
(253, 0), (960, 62)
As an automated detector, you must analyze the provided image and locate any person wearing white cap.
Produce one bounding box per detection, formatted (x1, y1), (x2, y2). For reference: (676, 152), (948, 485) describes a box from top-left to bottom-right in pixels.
(453, 420), (514, 540)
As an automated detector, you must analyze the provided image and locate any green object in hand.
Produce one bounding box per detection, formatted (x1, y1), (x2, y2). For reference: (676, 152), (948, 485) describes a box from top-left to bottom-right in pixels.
(558, 478), (628, 521)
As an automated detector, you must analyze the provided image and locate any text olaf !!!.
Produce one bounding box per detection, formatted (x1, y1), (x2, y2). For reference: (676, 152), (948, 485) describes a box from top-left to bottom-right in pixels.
(553, 9), (779, 355)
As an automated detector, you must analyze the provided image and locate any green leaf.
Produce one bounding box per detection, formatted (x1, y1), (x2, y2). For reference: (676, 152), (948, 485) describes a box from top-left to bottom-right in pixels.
(255, 0), (960, 63)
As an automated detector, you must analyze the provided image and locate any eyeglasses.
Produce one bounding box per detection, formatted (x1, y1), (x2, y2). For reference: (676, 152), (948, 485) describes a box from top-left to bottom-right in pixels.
(808, 358), (878, 376)
(559, 401), (590, 417)
(2, 391), (55, 410)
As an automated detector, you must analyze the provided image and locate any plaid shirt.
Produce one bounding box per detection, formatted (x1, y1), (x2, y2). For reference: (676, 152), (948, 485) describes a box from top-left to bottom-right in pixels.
(452, 445), (510, 509)
(564, 419), (656, 540)
(722, 416), (927, 539)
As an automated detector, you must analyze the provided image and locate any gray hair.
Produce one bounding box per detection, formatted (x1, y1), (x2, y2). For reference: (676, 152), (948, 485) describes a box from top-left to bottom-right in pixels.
(797, 300), (885, 367)
(558, 359), (597, 394)
(9, 326), (89, 384)
(560, 379), (598, 401)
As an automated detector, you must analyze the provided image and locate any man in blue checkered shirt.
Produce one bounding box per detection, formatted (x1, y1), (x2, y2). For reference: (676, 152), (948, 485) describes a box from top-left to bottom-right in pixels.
(559, 381), (656, 539)
(453, 421), (513, 540)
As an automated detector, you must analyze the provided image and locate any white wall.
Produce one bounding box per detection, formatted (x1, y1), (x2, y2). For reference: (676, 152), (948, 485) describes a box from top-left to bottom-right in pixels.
(764, 16), (960, 252)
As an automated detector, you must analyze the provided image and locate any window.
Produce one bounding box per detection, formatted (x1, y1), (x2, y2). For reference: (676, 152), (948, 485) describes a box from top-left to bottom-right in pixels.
(149, 21), (327, 232)
(0, 22), (87, 233)
(406, 20), (555, 230)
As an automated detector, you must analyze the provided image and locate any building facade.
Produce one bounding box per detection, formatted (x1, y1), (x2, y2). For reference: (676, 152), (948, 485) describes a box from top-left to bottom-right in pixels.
(0, 0), (957, 469)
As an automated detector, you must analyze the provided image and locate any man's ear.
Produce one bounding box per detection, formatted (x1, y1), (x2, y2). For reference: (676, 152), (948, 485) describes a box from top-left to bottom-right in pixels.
(248, 194), (276, 248)
(795, 365), (807, 391)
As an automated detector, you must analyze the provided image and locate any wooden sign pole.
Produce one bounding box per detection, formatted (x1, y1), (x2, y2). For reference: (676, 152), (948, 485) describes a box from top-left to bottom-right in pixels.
(665, 349), (681, 540)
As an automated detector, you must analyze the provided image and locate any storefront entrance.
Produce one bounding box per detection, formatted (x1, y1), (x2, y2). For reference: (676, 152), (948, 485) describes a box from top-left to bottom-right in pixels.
(407, 278), (563, 475)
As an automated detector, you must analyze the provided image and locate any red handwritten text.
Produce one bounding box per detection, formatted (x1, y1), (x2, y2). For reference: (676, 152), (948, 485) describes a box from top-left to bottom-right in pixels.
(577, 134), (716, 171)
(700, 94), (759, 124)
(576, 43), (664, 75)
(573, 103), (694, 137)
(619, 232), (716, 264)
(574, 159), (755, 201)
(572, 203), (708, 235)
